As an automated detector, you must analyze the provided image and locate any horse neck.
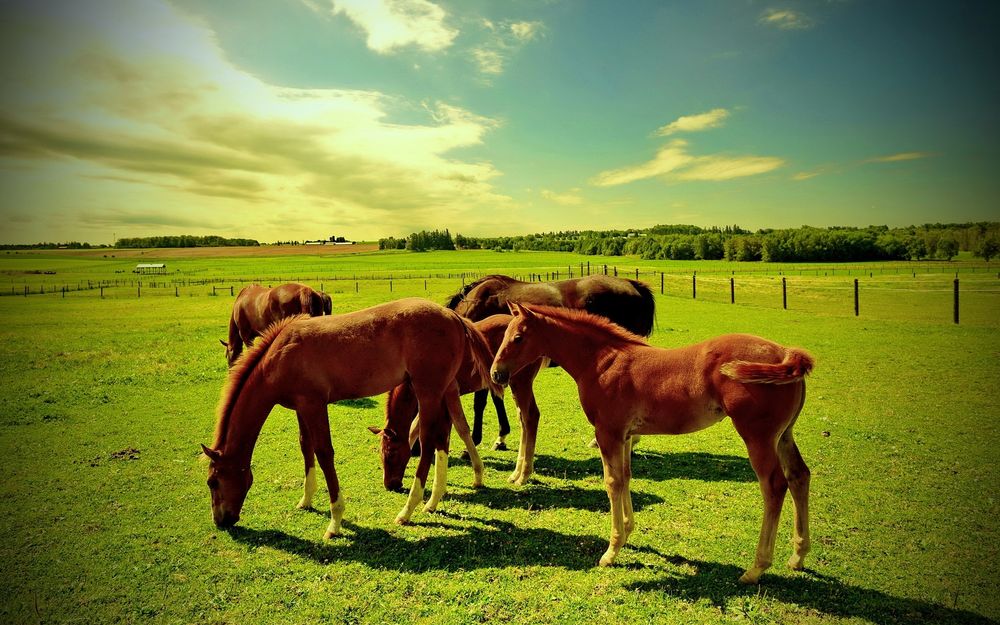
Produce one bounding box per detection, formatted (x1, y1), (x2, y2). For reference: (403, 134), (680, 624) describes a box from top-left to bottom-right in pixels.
(535, 316), (613, 381)
(219, 380), (276, 468)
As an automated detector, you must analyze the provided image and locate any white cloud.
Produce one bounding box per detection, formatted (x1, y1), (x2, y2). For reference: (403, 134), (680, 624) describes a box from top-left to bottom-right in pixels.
(593, 139), (784, 186)
(0, 0), (508, 242)
(541, 188), (584, 206)
(655, 108), (730, 136)
(759, 8), (813, 30)
(330, 0), (457, 54)
(865, 151), (932, 163)
(510, 21), (543, 41)
(470, 19), (544, 80)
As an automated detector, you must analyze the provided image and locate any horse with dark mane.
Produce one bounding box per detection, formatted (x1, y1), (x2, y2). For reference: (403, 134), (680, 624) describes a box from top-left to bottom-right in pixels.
(445, 274), (655, 449)
(201, 298), (501, 538)
(220, 283), (326, 367)
(371, 314), (545, 491)
(491, 303), (813, 584)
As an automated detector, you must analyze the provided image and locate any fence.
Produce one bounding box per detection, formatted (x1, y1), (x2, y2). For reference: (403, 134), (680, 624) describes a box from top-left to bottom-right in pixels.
(3, 264), (997, 326)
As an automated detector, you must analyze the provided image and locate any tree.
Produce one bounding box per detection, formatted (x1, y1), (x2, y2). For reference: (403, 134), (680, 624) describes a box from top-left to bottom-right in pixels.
(974, 236), (1000, 262)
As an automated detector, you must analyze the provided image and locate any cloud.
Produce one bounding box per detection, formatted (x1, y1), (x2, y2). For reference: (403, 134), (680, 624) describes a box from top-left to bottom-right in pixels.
(655, 108), (730, 136)
(510, 21), (543, 42)
(865, 151), (932, 163)
(592, 139), (784, 187)
(0, 0), (509, 241)
(759, 8), (813, 30)
(541, 188), (584, 206)
(471, 19), (544, 80)
(329, 0), (457, 54)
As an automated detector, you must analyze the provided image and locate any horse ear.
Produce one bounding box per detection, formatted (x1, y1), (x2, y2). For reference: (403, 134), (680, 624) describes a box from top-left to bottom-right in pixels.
(508, 301), (521, 316)
(201, 444), (222, 461)
(517, 302), (536, 319)
(366, 426), (383, 436)
(219, 339), (228, 348)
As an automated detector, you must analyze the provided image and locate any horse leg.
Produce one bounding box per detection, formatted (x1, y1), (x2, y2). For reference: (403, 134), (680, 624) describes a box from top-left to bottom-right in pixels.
(492, 392), (510, 450)
(508, 365), (541, 485)
(445, 383), (483, 487)
(739, 436), (789, 584)
(778, 427), (811, 570)
(295, 412), (317, 509)
(471, 389), (487, 446)
(622, 435), (635, 541)
(299, 402), (345, 539)
(396, 397), (444, 524)
(595, 428), (629, 567)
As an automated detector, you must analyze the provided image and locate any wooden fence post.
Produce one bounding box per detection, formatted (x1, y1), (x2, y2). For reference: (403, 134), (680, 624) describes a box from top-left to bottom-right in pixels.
(854, 278), (859, 316)
(660, 272), (664, 295)
(730, 277), (735, 304)
(635, 268), (639, 281)
(692, 273), (697, 299)
(230, 286), (234, 297)
(954, 278), (959, 324)
(782, 277), (787, 310)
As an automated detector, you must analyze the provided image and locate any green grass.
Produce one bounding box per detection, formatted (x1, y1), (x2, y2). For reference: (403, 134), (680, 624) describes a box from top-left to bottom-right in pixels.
(0, 251), (998, 624)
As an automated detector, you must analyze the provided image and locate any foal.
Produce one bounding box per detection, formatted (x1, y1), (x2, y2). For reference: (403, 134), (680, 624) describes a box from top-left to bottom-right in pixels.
(490, 303), (813, 584)
(372, 314), (545, 490)
(202, 298), (500, 537)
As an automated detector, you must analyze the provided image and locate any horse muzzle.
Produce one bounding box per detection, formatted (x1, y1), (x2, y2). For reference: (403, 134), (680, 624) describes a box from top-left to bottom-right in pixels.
(213, 509), (240, 528)
(491, 366), (510, 386)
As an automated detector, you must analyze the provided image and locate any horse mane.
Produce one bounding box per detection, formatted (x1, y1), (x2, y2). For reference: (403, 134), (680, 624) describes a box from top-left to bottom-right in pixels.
(444, 275), (515, 310)
(212, 314), (307, 450)
(523, 304), (649, 347)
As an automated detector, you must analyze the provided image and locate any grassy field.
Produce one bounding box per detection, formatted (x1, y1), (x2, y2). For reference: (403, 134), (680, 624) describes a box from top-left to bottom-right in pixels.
(0, 249), (998, 624)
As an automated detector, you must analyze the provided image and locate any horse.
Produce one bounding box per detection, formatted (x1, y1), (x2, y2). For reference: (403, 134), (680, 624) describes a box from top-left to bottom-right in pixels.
(319, 291), (333, 315)
(220, 283), (326, 367)
(446, 274), (655, 449)
(370, 314), (545, 491)
(201, 298), (502, 538)
(490, 303), (813, 584)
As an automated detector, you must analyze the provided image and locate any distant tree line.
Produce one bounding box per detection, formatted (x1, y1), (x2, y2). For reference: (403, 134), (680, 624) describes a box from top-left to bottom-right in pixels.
(378, 222), (1000, 262)
(0, 241), (110, 250)
(114, 235), (259, 249)
(378, 229), (455, 252)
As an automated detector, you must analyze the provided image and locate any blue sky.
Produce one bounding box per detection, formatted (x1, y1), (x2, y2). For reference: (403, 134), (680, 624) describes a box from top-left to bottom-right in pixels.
(0, 0), (996, 244)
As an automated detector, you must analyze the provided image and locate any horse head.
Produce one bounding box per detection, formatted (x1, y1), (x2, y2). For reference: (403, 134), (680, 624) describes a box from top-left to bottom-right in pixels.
(491, 302), (542, 386)
(201, 444), (253, 527)
(367, 426), (409, 491)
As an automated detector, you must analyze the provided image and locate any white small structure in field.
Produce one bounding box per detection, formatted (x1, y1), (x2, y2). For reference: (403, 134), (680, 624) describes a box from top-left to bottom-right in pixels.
(134, 263), (166, 275)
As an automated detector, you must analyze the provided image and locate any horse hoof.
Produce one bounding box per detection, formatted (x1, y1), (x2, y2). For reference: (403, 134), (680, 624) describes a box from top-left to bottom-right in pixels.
(492, 440), (508, 451)
(787, 554), (805, 570)
(738, 568), (764, 584)
(296, 501), (312, 510)
(323, 530), (339, 540)
(394, 515), (411, 526)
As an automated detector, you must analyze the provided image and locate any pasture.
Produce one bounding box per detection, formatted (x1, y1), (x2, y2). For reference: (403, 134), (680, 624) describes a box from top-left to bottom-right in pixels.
(0, 248), (998, 624)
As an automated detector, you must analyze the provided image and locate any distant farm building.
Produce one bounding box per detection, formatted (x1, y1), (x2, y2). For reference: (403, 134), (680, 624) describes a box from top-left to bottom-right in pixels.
(134, 263), (166, 275)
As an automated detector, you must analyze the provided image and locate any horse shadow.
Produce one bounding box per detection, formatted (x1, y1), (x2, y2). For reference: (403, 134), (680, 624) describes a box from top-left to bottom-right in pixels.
(625, 556), (997, 625)
(445, 483), (664, 513)
(226, 516), (607, 572)
(488, 450), (756, 483)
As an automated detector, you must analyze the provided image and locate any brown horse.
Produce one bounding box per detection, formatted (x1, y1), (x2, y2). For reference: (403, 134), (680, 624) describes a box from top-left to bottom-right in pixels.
(221, 283), (326, 367)
(490, 303), (813, 584)
(370, 314), (545, 490)
(446, 274), (655, 448)
(201, 298), (501, 538)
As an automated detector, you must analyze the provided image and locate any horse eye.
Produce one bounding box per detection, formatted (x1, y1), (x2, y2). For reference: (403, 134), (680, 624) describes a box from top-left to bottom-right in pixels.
(512, 334), (523, 344)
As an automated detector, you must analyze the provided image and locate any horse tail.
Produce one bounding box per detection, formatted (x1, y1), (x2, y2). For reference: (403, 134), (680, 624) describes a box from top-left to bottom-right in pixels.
(626, 278), (656, 337)
(456, 313), (504, 397)
(720, 348), (815, 385)
(213, 315), (307, 449)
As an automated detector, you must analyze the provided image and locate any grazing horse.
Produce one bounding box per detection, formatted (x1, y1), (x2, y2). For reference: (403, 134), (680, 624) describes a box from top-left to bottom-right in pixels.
(370, 314), (545, 490)
(490, 303), (813, 584)
(221, 283), (326, 367)
(446, 274), (655, 449)
(201, 298), (501, 538)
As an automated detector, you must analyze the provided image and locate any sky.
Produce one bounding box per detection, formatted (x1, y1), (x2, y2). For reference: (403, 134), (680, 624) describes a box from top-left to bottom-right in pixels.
(0, 0), (997, 245)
